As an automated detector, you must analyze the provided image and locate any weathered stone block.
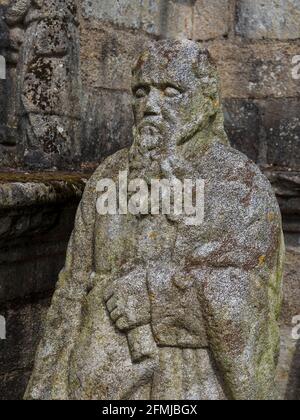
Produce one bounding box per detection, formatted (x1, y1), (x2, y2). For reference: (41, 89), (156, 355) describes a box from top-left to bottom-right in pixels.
(22, 53), (80, 117)
(224, 98), (300, 171)
(3, 0), (29, 25)
(1, 0), (82, 170)
(208, 41), (300, 99)
(81, 90), (133, 161)
(266, 170), (300, 245)
(261, 99), (300, 170)
(163, 0), (193, 39)
(236, 0), (300, 40)
(223, 99), (261, 163)
(140, 0), (161, 35)
(0, 5), (20, 152)
(80, 0), (193, 38)
(80, 23), (151, 91)
(276, 250), (300, 400)
(193, 0), (230, 41)
(0, 298), (50, 376)
(21, 116), (82, 169)
(81, 0), (142, 31)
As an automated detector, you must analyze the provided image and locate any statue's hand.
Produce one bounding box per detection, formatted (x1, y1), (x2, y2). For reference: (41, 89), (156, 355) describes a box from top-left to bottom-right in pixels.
(103, 269), (151, 332)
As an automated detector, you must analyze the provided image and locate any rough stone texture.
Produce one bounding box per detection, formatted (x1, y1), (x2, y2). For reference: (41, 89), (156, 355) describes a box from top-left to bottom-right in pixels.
(0, 0), (21, 166)
(25, 41), (284, 401)
(0, 299), (50, 382)
(79, 22), (149, 160)
(0, 175), (87, 301)
(193, 0), (230, 41)
(81, 90), (134, 162)
(236, 0), (300, 40)
(0, 0), (299, 400)
(224, 99), (261, 163)
(81, 0), (142, 30)
(208, 41), (300, 100)
(277, 250), (300, 400)
(224, 98), (300, 171)
(262, 100), (300, 171)
(266, 170), (300, 248)
(81, 0), (193, 39)
(0, 0), (194, 170)
(80, 24), (150, 92)
(0, 0), (81, 170)
(0, 0), (299, 175)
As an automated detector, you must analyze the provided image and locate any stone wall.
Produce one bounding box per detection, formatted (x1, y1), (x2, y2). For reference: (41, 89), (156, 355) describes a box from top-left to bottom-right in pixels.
(1, 0), (299, 178)
(0, 0), (299, 399)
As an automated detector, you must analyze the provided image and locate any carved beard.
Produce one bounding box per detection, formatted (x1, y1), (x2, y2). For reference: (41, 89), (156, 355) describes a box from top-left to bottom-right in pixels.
(129, 110), (210, 181)
(129, 128), (165, 180)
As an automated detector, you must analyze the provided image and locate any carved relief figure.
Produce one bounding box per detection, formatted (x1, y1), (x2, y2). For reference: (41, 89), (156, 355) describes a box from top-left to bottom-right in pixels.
(25, 41), (284, 400)
(3, 0), (81, 168)
(0, 0), (23, 164)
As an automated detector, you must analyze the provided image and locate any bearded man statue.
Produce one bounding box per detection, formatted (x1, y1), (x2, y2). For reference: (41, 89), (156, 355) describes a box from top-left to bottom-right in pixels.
(25, 40), (284, 400)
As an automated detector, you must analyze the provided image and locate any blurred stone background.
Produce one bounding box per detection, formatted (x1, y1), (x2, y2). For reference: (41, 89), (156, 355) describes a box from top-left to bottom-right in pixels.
(0, 0), (299, 399)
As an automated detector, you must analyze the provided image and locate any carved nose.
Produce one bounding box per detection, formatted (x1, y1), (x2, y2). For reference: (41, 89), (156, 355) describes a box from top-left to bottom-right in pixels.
(144, 89), (161, 117)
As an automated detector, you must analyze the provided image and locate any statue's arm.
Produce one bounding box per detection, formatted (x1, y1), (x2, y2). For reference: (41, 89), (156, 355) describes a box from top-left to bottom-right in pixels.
(24, 175), (97, 400)
(197, 231), (283, 400)
(199, 252), (283, 400)
(193, 182), (284, 400)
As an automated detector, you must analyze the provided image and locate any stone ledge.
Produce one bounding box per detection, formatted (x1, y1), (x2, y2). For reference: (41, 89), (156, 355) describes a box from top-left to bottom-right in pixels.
(263, 168), (300, 245)
(264, 169), (300, 198)
(0, 173), (89, 305)
(0, 172), (88, 210)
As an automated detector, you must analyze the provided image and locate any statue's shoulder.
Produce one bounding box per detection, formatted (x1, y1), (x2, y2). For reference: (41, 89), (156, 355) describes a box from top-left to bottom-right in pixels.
(205, 142), (280, 212)
(209, 142), (272, 189)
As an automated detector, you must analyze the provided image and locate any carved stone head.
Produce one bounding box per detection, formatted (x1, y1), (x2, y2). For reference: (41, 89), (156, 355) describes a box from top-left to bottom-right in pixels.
(131, 40), (227, 154)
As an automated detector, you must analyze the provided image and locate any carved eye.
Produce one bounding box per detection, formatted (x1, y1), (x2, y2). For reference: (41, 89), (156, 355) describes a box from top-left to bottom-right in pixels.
(164, 86), (181, 98)
(134, 87), (148, 99)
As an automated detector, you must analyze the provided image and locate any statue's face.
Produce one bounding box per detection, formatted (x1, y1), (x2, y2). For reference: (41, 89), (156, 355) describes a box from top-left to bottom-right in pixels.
(132, 46), (213, 152)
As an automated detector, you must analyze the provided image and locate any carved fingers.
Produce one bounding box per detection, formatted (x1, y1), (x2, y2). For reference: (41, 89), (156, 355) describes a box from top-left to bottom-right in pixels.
(103, 271), (151, 333)
(103, 289), (131, 332)
(106, 295), (118, 312)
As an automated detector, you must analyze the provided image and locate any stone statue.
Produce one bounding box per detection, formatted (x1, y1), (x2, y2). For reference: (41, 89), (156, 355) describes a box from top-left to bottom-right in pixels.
(25, 40), (284, 400)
